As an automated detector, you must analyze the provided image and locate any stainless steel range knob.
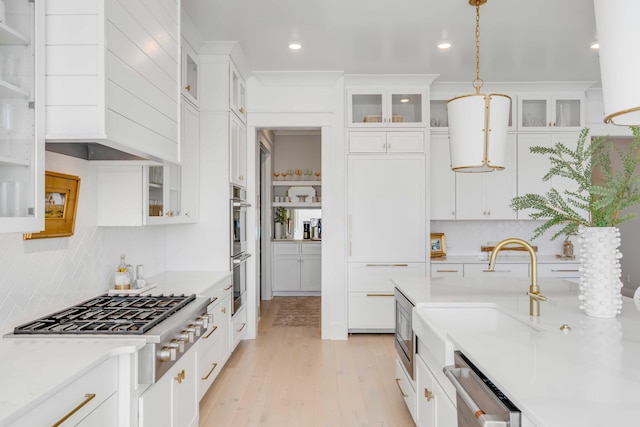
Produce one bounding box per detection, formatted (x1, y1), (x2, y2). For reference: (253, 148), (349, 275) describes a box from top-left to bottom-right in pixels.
(170, 339), (186, 353)
(188, 324), (202, 337)
(196, 315), (209, 330)
(159, 346), (177, 362)
(180, 329), (195, 343)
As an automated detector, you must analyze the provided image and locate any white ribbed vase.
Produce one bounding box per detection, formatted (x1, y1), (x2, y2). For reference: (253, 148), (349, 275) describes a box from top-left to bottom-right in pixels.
(577, 226), (623, 318)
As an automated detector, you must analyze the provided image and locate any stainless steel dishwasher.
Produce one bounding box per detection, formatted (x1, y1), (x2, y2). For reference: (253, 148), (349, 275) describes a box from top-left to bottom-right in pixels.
(443, 351), (521, 427)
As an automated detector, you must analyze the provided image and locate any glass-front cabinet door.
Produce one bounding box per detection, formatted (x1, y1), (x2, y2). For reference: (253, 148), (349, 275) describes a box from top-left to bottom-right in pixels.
(146, 165), (181, 223)
(181, 38), (199, 107)
(518, 94), (583, 131)
(348, 89), (426, 127)
(0, 0), (43, 233)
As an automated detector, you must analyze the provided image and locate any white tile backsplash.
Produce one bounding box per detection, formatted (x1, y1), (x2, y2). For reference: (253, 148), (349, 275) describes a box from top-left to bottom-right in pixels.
(431, 220), (571, 256)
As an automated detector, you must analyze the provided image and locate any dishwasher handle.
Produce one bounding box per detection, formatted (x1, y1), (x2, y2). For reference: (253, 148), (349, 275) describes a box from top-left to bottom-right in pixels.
(443, 365), (509, 427)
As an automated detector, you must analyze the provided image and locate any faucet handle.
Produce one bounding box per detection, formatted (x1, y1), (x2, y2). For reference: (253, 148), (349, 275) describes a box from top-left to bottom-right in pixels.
(527, 291), (547, 302)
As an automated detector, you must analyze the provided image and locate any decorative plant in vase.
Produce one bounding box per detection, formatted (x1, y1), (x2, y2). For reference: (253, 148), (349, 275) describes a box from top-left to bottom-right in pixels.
(511, 126), (640, 318)
(274, 207), (289, 239)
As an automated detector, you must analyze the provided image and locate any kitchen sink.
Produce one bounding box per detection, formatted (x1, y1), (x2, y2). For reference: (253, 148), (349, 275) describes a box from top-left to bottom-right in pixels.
(413, 303), (542, 367)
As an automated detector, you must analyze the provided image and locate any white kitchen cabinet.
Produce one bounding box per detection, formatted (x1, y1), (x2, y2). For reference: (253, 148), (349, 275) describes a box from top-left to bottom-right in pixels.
(96, 99), (200, 226)
(348, 88), (427, 127)
(349, 131), (425, 153)
(139, 349), (198, 427)
(429, 133), (456, 220)
(430, 94), (516, 132)
(0, 0), (44, 234)
(7, 357), (119, 427)
(455, 134), (517, 220)
(45, 0), (181, 163)
(181, 38), (199, 108)
(230, 112), (247, 187)
(395, 359), (417, 422)
(518, 93), (584, 131)
(229, 61), (246, 123)
(464, 263), (529, 278)
(232, 305), (247, 351)
(197, 282), (232, 401)
(538, 263), (580, 282)
(347, 155), (426, 262)
(348, 262), (425, 331)
(517, 132), (581, 220)
(272, 242), (321, 294)
(416, 354), (456, 427)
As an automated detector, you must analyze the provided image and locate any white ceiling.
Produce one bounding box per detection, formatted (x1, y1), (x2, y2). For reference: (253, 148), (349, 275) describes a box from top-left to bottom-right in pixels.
(182, 0), (601, 84)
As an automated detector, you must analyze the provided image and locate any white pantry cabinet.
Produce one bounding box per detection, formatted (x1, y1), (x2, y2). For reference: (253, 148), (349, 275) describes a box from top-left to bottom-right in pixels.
(347, 88), (427, 127)
(0, 0), (45, 234)
(7, 357), (119, 427)
(139, 349), (198, 427)
(349, 131), (425, 153)
(455, 134), (517, 220)
(518, 93), (584, 132)
(429, 133), (456, 220)
(230, 112), (247, 187)
(272, 242), (321, 295)
(45, 0), (181, 163)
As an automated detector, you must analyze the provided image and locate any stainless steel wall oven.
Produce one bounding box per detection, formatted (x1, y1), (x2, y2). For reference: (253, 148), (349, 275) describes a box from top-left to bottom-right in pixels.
(394, 287), (415, 380)
(231, 185), (251, 315)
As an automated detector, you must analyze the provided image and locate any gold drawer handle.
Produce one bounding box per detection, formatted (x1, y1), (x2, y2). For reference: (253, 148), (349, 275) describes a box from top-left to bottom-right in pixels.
(365, 263), (409, 267)
(201, 363), (219, 380)
(207, 296), (219, 307)
(366, 293), (394, 297)
(551, 269), (579, 272)
(223, 285), (232, 291)
(425, 387), (434, 401)
(175, 369), (185, 384)
(237, 322), (246, 332)
(482, 269), (512, 273)
(203, 325), (218, 339)
(52, 393), (96, 427)
(436, 269), (459, 273)
(395, 378), (408, 398)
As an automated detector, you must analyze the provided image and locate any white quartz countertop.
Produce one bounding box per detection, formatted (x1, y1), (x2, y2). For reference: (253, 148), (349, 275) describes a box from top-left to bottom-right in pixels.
(0, 338), (144, 424)
(0, 270), (231, 425)
(394, 276), (640, 427)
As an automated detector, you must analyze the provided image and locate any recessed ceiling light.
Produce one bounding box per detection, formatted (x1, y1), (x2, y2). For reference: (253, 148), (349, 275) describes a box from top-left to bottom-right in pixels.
(438, 42), (452, 50)
(289, 43), (302, 50)
(591, 42), (599, 49)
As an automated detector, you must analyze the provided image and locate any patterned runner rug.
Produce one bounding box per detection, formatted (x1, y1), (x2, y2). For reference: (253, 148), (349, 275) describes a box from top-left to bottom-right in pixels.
(272, 296), (320, 327)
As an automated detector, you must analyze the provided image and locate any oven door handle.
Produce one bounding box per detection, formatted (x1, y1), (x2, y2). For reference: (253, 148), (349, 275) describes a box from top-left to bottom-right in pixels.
(233, 253), (251, 264)
(443, 365), (509, 427)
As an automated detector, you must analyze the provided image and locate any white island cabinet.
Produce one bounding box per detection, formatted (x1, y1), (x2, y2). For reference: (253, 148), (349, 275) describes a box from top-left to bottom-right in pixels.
(45, 0), (181, 163)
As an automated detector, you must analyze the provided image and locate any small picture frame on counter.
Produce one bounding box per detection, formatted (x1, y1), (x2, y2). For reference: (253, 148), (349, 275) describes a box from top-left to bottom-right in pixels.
(430, 233), (446, 258)
(23, 171), (81, 240)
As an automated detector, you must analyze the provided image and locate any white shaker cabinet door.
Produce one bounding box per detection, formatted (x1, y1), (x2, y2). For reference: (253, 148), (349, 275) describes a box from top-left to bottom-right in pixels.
(348, 155), (426, 262)
(430, 133), (456, 220)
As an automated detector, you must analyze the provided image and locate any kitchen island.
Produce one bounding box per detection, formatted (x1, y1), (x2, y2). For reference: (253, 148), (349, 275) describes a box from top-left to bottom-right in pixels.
(394, 276), (640, 427)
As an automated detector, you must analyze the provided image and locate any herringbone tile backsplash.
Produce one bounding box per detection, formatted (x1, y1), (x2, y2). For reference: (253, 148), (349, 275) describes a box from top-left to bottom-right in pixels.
(0, 226), (167, 335)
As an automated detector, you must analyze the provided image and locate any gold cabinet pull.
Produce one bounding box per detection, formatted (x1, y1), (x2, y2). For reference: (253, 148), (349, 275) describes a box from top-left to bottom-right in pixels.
(223, 285), (232, 291)
(203, 325), (218, 339)
(52, 393), (96, 427)
(395, 378), (408, 398)
(237, 322), (246, 332)
(366, 293), (394, 297)
(185, 84), (191, 92)
(551, 269), (579, 272)
(201, 363), (219, 380)
(175, 369), (185, 384)
(425, 387), (434, 401)
(436, 269), (459, 273)
(207, 297), (218, 307)
(239, 107), (245, 113)
(221, 307), (227, 314)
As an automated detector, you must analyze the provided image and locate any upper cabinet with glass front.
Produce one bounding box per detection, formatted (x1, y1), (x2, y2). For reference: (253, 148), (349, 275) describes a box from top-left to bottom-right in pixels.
(347, 88), (427, 127)
(181, 38), (199, 108)
(0, 0), (44, 233)
(230, 61), (246, 123)
(518, 94), (585, 131)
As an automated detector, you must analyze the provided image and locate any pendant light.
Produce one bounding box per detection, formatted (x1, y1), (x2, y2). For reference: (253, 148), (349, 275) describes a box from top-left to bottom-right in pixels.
(593, 0), (640, 125)
(447, 0), (511, 173)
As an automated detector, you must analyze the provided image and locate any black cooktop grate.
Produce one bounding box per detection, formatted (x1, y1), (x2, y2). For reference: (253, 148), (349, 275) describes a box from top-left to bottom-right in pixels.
(13, 293), (196, 335)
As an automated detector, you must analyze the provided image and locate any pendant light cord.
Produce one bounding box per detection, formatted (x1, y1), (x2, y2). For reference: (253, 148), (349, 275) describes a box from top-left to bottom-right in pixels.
(473, 0), (483, 93)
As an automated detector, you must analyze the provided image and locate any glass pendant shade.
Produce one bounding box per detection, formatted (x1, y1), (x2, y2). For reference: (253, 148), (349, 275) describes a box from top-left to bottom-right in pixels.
(447, 93), (511, 172)
(594, 0), (640, 125)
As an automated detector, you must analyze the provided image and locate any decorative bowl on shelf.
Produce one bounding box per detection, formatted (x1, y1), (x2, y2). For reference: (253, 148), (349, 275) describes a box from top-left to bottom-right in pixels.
(287, 186), (315, 203)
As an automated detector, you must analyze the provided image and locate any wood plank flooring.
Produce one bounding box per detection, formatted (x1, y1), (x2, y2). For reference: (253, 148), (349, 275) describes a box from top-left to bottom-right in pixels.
(199, 297), (415, 427)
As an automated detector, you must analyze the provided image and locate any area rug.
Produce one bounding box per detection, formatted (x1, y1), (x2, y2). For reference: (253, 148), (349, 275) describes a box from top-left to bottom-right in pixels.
(272, 297), (320, 327)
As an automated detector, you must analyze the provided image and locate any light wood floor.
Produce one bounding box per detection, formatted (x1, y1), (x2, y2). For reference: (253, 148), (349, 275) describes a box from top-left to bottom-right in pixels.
(199, 297), (415, 427)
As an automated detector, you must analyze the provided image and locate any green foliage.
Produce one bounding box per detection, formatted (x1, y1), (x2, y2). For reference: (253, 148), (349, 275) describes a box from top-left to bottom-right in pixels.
(511, 126), (640, 240)
(274, 207), (289, 224)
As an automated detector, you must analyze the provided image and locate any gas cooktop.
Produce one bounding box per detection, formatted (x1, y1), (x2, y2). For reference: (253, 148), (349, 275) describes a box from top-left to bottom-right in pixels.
(13, 293), (196, 335)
